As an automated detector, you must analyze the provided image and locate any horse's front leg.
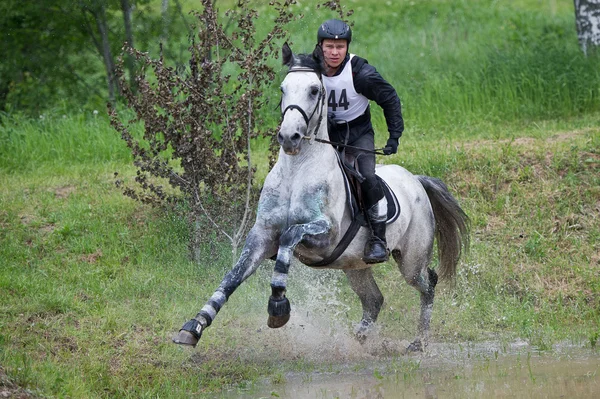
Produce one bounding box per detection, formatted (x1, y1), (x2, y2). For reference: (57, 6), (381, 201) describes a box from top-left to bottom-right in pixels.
(268, 219), (330, 328)
(173, 229), (275, 347)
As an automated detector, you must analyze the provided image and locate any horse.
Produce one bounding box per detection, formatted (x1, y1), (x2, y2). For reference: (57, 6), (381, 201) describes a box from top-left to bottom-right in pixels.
(173, 43), (470, 352)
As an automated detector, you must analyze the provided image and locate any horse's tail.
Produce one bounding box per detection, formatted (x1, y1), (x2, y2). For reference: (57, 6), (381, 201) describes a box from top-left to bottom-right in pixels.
(417, 175), (470, 280)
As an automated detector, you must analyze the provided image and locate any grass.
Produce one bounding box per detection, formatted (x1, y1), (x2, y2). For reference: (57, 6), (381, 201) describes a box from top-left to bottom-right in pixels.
(1, 114), (598, 397)
(0, 112), (132, 172)
(1, 0), (600, 397)
(227, 0), (600, 139)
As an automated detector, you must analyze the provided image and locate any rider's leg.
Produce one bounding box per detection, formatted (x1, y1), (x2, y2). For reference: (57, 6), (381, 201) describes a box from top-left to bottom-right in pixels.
(361, 175), (389, 263)
(352, 134), (389, 264)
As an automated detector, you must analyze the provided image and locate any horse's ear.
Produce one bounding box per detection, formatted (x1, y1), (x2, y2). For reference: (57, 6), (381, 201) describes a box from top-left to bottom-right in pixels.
(282, 42), (293, 66)
(312, 44), (324, 67)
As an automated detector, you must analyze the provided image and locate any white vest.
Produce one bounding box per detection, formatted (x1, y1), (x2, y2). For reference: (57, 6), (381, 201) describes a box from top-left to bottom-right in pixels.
(322, 54), (369, 123)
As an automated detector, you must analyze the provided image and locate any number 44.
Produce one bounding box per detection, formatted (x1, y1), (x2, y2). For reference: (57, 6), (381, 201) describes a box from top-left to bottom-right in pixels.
(327, 89), (349, 111)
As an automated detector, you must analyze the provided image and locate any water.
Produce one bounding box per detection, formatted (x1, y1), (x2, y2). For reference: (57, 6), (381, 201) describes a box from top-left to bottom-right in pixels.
(219, 341), (600, 398)
(214, 265), (599, 398)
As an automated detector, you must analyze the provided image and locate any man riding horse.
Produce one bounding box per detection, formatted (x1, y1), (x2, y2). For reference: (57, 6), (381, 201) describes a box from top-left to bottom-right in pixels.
(318, 19), (404, 264)
(173, 28), (469, 352)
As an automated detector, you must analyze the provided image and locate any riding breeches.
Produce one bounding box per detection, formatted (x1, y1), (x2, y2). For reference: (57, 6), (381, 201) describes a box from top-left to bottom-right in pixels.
(340, 134), (385, 214)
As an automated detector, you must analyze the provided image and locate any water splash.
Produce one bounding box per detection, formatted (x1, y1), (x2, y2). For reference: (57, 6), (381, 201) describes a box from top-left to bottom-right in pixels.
(231, 260), (410, 363)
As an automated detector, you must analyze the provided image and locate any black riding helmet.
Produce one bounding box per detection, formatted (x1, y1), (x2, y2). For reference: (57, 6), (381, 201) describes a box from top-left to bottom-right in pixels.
(317, 19), (352, 44)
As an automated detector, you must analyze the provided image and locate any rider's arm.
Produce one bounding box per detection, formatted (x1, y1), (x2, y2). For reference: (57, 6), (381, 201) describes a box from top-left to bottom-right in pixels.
(352, 57), (404, 140)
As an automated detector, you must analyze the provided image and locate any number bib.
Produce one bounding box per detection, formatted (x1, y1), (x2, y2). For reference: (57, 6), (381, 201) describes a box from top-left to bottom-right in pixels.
(322, 54), (369, 123)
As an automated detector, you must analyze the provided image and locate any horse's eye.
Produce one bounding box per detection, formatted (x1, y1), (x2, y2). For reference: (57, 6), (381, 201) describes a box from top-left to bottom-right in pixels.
(310, 87), (319, 96)
(280, 86), (284, 93)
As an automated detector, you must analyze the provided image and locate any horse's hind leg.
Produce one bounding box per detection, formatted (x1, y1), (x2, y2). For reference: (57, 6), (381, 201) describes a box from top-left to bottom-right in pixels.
(392, 248), (437, 352)
(343, 268), (384, 343)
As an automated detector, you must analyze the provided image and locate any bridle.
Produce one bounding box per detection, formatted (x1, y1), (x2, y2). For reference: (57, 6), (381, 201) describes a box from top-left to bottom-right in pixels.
(280, 67), (326, 143)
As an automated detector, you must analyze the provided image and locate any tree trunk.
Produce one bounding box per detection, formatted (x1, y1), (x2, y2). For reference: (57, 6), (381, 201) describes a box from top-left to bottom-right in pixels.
(161, 0), (170, 43)
(574, 0), (600, 55)
(83, 2), (118, 104)
(80, 2), (118, 104)
(96, 7), (118, 104)
(120, 0), (136, 89)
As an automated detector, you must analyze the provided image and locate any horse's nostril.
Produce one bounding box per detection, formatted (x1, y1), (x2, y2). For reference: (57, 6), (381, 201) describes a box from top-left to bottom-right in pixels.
(277, 132), (284, 143)
(291, 133), (302, 142)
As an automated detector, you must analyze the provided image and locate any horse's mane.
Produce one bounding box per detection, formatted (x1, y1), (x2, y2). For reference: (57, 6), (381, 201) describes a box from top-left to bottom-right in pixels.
(288, 52), (325, 75)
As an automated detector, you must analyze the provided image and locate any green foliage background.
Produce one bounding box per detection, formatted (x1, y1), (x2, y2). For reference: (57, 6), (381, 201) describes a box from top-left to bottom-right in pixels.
(0, 0), (599, 397)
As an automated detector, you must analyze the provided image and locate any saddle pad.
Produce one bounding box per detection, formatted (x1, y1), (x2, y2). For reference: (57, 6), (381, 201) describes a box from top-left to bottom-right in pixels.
(379, 175), (400, 225)
(335, 152), (400, 224)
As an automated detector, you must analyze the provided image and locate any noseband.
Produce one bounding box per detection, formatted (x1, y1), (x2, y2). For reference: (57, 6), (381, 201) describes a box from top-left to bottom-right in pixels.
(281, 67), (326, 141)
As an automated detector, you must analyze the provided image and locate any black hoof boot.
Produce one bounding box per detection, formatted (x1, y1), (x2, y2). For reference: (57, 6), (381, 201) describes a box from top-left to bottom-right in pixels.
(173, 319), (203, 347)
(267, 295), (291, 328)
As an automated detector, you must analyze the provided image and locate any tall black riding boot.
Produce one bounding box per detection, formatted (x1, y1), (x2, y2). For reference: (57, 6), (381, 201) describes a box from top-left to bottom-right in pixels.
(363, 214), (389, 264)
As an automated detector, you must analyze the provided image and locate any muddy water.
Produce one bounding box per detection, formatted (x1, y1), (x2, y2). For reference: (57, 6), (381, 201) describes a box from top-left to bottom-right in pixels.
(219, 342), (600, 398)
(215, 267), (598, 398)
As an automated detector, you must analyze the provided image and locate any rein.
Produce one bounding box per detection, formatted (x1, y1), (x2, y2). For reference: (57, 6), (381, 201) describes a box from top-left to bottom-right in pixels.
(308, 137), (387, 155)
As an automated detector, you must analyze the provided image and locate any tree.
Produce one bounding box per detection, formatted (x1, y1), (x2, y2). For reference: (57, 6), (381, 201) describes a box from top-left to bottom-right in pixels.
(79, 0), (120, 104)
(110, 0), (299, 263)
(0, 0), (93, 112)
(120, 0), (136, 89)
(0, 0), (190, 113)
(574, 0), (600, 55)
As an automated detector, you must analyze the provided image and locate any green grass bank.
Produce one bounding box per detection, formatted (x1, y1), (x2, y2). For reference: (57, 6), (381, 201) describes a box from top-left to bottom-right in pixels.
(1, 115), (598, 398)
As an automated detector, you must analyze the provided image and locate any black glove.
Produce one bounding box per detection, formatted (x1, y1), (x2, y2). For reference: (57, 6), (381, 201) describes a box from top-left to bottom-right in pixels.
(383, 138), (399, 155)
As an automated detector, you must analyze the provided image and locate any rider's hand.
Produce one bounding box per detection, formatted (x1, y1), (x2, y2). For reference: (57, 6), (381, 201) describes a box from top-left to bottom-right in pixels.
(383, 138), (399, 155)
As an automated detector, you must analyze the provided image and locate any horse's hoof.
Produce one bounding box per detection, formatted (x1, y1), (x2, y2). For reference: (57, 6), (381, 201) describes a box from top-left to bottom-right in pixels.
(267, 313), (291, 328)
(406, 339), (424, 353)
(355, 331), (367, 344)
(172, 319), (202, 347)
(354, 320), (374, 344)
(267, 295), (291, 328)
(172, 330), (199, 347)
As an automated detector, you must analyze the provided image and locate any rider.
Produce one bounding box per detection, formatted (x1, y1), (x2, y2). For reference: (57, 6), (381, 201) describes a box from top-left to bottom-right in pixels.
(317, 19), (404, 264)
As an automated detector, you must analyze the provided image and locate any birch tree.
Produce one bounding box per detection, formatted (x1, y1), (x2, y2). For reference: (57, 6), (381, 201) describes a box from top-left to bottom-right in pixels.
(574, 0), (600, 55)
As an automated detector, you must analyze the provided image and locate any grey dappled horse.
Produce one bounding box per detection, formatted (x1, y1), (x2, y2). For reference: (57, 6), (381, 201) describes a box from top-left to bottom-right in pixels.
(174, 44), (470, 352)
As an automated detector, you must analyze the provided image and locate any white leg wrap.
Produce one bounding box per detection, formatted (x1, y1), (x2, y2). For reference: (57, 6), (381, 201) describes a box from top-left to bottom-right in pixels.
(271, 271), (288, 287)
(210, 290), (227, 305)
(200, 304), (217, 320)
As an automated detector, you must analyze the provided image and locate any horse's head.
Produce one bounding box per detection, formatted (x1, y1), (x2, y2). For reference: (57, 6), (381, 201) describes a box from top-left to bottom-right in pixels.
(278, 43), (327, 156)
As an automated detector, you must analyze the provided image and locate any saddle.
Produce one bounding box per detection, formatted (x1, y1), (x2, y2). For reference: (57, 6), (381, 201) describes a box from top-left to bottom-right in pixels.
(301, 152), (400, 267)
(338, 152), (400, 227)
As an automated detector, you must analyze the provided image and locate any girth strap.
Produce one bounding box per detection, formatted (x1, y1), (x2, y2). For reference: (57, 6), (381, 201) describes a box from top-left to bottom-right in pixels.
(299, 215), (364, 267)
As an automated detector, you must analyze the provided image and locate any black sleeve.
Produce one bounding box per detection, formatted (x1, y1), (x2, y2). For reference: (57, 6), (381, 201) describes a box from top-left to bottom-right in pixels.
(351, 56), (404, 139)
